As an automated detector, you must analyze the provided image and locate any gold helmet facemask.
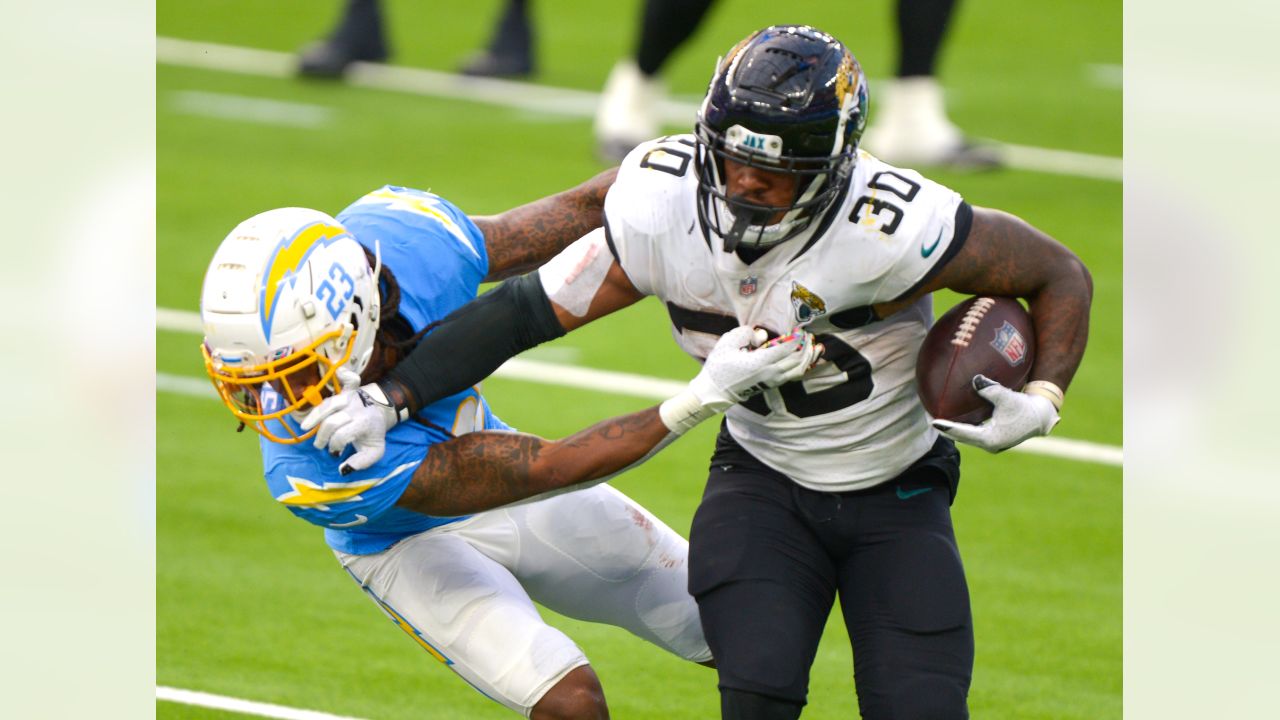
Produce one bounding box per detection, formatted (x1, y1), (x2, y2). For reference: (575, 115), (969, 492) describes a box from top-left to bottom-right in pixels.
(202, 326), (357, 444)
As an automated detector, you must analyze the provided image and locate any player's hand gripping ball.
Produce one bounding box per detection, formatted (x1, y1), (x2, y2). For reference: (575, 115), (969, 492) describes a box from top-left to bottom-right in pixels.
(916, 296), (1035, 423)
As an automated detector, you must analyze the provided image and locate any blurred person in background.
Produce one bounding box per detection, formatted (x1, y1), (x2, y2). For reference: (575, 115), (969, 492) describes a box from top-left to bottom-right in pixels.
(859, 0), (1001, 167)
(459, 0), (536, 77)
(298, 1), (998, 168)
(595, 0), (1001, 168)
(297, 0), (389, 76)
(297, 0), (535, 78)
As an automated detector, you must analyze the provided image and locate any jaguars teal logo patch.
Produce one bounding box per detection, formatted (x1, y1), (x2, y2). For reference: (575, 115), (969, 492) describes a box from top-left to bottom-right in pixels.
(790, 281), (827, 323)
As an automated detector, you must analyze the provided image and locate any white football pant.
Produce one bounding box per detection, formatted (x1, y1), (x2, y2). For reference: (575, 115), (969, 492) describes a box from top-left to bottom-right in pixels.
(336, 484), (711, 716)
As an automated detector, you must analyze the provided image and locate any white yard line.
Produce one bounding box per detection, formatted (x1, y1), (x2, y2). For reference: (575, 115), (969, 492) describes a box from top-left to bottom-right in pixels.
(157, 310), (1121, 467)
(1088, 63), (1123, 90)
(171, 90), (334, 128)
(157, 306), (203, 333)
(157, 686), (368, 720)
(1000, 143), (1122, 182)
(156, 37), (1122, 182)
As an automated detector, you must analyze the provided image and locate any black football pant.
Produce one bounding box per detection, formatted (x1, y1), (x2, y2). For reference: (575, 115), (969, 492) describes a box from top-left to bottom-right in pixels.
(689, 427), (972, 719)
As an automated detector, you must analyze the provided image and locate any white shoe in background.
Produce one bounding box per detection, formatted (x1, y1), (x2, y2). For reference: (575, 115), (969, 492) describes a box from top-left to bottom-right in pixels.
(594, 60), (665, 162)
(861, 76), (1001, 169)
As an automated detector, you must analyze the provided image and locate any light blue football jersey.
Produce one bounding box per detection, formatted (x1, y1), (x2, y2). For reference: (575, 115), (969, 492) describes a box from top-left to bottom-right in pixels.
(259, 186), (510, 555)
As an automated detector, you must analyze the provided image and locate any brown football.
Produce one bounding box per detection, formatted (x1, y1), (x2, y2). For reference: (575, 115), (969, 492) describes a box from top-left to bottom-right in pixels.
(916, 296), (1036, 424)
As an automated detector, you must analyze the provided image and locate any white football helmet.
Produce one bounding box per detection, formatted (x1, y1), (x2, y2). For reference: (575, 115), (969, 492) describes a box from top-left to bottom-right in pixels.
(200, 208), (381, 443)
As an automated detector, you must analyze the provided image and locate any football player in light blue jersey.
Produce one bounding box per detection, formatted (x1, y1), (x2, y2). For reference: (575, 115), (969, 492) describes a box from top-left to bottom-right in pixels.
(199, 179), (820, 718)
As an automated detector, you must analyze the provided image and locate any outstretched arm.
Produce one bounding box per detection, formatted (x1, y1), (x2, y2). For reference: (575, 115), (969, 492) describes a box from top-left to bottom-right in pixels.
(472, 168), (617, 282)
(379, 256), (643, 414)
(302, 236), (645, 474)
(395, 327), (821, 515)
(398, 408), (669, 516)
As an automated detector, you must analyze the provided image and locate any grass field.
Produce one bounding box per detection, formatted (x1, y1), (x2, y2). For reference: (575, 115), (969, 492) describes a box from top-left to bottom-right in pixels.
(157, 1), (1121, 717)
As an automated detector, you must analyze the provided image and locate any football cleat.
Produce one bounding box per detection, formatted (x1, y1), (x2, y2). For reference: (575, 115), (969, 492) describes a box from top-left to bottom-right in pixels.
(298, 38), (387, 78)
(458, 49), (534, 78)
(860, 76), (1002, 170)
(594, 60), (665, 162)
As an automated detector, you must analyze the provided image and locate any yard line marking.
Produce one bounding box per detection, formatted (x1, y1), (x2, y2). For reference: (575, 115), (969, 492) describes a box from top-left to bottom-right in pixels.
(1087, 63), (1123, 90)
(157, 369), (1120, 467)
(171, 90), (334, 128)
(1000, 143), (1122, 182)
(158, 311), (1121, 467)
(156, 37), (1121, 182)
(157, 306), (203, 333)
(157, 372), (213, 398)
(157, 685), (369, 720)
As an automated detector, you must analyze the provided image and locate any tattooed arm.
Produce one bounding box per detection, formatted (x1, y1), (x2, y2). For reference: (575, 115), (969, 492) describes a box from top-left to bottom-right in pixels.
(472, 167), (618, 283)
(396, 407), (671, 516)
(393, 325), (821, 516)
(874, 206), (1093, 390)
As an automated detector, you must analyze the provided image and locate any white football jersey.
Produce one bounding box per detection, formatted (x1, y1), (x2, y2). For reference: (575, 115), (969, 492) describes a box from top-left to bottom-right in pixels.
(598, 135), (969, 491)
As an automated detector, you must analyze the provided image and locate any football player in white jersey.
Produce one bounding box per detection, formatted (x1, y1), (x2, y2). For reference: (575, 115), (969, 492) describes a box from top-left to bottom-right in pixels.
(199, 188), (821, 718)
(304, 25), (1092, 720)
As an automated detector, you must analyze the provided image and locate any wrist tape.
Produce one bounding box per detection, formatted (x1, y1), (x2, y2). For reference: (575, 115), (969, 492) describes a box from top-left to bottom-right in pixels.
(658, 389), (717, 436)
(1023, 380), (1065, 412)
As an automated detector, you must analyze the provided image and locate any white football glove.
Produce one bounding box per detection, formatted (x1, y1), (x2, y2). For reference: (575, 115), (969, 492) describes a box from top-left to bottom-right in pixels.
(660, 326), (822, 435)
(299, 366), (401, 475)
(932, 374), (1061, 453)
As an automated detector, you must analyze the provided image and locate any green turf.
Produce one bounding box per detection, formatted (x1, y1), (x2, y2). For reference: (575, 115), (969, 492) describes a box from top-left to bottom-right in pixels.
(157, 2), (1122, 717)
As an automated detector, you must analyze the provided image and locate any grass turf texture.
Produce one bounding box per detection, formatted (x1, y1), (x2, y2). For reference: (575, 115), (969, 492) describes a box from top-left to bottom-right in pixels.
(157, 1), (1121, 717)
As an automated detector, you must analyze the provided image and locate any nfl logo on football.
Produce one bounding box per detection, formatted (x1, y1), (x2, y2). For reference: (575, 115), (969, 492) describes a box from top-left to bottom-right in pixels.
(990, 321), (1028, 366)
(739, 276), (757, 296)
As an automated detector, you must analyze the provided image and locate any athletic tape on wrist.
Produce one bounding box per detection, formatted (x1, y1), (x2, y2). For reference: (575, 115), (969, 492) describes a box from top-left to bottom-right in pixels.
(658, 389), (716, 435)
(1023, 380), (1065, 412)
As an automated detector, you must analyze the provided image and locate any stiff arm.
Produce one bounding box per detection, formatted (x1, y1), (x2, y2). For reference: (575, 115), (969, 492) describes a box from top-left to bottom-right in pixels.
(379, 231), (642, 414)
(472, 168), (617, 283)
(397, 406), (670, 516)
(394, 326), (819, 516)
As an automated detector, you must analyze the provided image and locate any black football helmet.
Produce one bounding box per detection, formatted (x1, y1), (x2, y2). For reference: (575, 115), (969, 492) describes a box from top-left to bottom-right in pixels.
(695, 25), (869, 251)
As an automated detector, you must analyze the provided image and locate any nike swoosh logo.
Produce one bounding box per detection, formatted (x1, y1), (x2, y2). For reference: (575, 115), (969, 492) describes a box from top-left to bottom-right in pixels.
(896, 486), (934, 500)
(330, 514), (368, 528)
(921, 229), (944, 258)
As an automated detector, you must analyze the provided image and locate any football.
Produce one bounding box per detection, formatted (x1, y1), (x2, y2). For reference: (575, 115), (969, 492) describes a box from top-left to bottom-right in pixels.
(916, 296), (1036, 424)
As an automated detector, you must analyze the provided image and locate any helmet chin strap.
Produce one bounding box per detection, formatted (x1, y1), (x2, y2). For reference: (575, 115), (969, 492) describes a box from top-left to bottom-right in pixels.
(348, 238), (383, 379)
(369, 238), (382, 323)
(722, 206), (774, 253)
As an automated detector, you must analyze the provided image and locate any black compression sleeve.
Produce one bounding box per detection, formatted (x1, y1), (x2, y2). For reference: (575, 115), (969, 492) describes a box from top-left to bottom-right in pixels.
(381, 271), (566, 413)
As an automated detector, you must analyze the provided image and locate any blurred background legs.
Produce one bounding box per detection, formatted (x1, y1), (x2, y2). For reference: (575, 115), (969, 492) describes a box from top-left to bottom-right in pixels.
(594, 0), (717, 162)
(298, 0), (390, 77)
(861, 0), (1002, 168)
(460, 0), (536, 78)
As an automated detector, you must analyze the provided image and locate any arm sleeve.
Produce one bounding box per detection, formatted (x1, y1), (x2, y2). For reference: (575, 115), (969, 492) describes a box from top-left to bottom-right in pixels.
(383, 271), (566, 411)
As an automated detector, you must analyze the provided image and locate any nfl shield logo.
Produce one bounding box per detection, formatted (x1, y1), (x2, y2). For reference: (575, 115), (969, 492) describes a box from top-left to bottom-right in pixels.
(989, 321), (1028, 366)
(739, 276), (758, 296)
